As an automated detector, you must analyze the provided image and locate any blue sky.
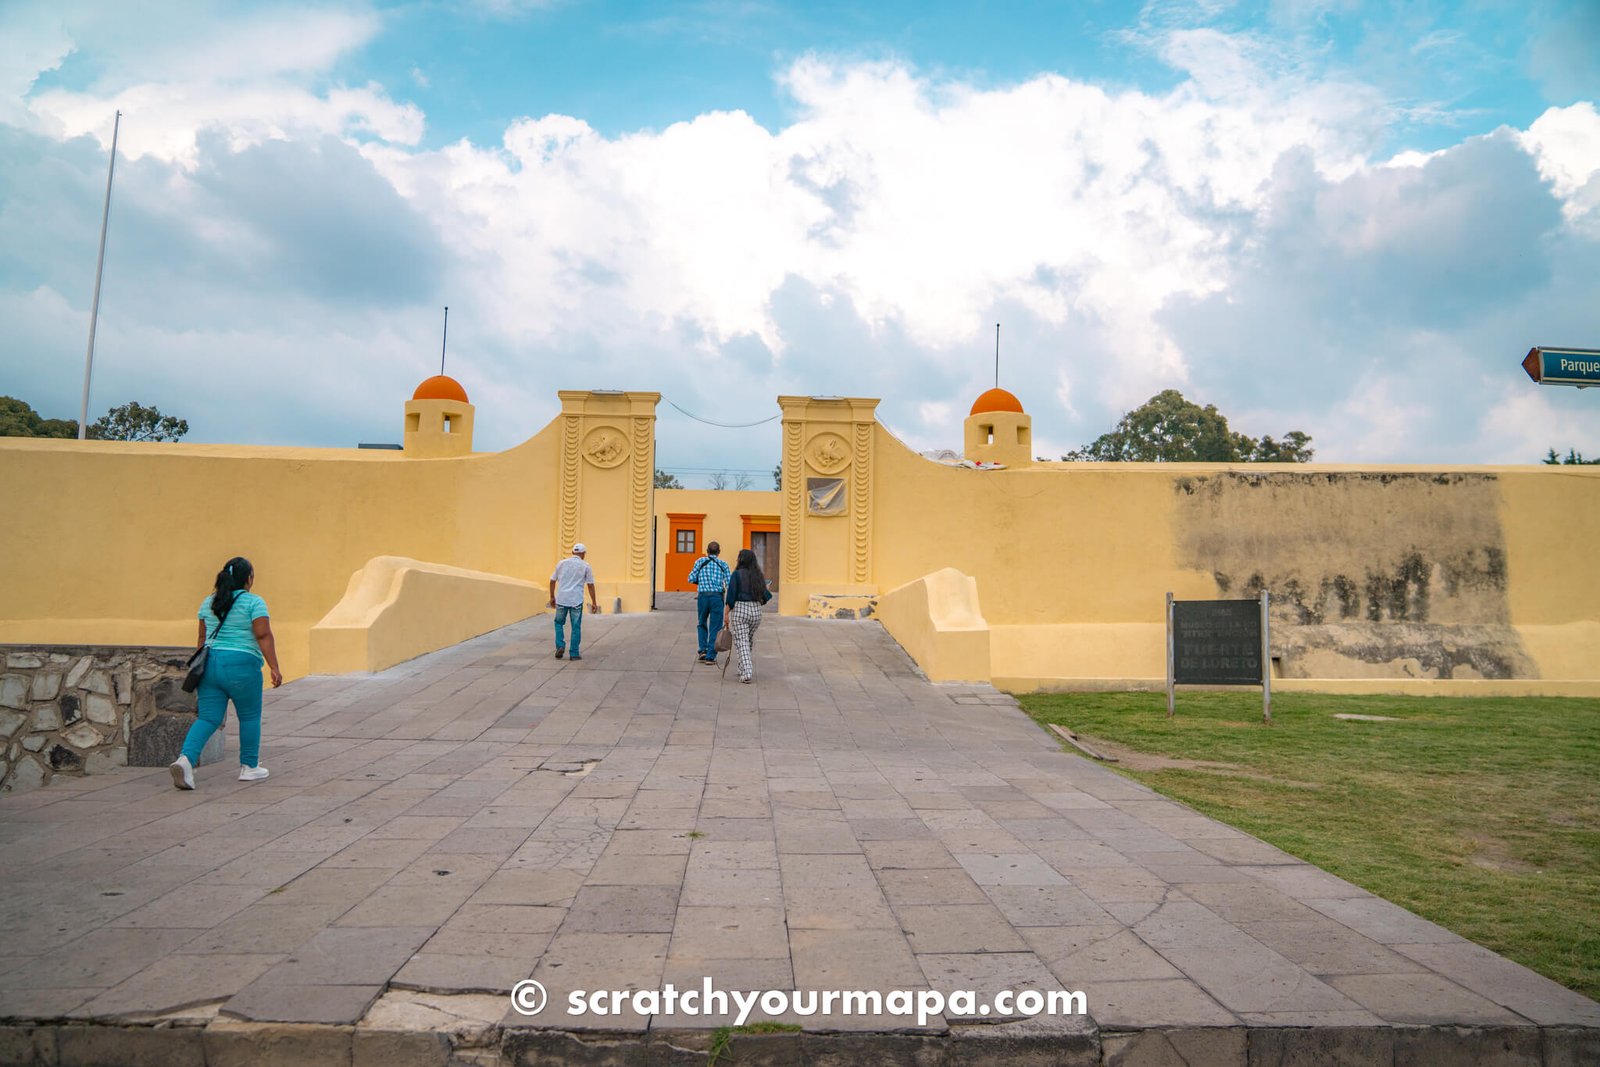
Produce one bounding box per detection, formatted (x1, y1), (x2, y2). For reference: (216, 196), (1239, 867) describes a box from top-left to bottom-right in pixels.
(2, 1), (1598, 475)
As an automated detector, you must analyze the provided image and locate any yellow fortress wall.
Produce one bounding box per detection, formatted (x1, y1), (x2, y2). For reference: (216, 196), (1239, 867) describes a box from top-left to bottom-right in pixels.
(5, 385), (1596, 695)
(776, 397), (1600, 694)
(0, 390), (660, 682)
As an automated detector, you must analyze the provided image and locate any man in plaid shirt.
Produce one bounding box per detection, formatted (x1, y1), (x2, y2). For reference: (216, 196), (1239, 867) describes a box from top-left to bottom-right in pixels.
(688, 542), (731, 665)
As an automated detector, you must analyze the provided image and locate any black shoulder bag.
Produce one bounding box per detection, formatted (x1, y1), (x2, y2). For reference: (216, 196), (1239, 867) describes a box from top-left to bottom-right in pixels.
(182, 595), (238, 693)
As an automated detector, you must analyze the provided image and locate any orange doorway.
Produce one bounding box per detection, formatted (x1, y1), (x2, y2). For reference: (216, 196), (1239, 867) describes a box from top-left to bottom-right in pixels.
(742, 514), (781, 590)
(664, 514), (705, 592)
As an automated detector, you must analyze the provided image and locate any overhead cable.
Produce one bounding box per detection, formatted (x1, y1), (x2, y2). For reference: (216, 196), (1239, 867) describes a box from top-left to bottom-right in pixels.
(663, 398), (780, 429)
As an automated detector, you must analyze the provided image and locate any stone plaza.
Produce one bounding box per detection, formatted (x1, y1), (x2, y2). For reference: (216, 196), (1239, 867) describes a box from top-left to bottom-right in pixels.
(1, 611), (1597, 1065)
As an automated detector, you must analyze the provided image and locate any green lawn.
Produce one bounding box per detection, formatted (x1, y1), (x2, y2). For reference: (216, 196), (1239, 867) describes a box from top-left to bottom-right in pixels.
(1015, 690), (1600, 1000)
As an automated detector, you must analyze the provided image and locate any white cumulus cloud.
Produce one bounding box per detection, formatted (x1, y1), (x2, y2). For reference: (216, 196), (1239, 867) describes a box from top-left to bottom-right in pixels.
(2, 5), (1598, 471)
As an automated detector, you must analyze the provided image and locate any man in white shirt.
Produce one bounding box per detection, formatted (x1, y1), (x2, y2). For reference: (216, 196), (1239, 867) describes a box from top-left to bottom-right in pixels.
(548, 543), (599, 660)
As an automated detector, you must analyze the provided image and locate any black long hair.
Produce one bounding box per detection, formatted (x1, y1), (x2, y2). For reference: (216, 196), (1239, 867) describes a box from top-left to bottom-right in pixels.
(210, 557), (254, 619)
(734, 548), (765, 598)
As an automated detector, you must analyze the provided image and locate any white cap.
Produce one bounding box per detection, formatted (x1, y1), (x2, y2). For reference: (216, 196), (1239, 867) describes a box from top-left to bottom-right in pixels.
(572, 543), (586, 554)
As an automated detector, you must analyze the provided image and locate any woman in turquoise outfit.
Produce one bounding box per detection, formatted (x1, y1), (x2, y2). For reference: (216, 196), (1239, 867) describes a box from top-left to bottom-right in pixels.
(170, 557), (283, 789)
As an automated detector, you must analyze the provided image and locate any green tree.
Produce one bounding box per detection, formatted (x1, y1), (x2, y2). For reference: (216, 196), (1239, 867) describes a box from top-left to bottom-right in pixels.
(772, 463), (782, 491)
(654, 468), (684, 488)
(87, 401), (188, 442)
(0, 396), (78, 438)
(1250, 431), (1315, 463)
(1065, 390), (1313, 463)
(1543, 448), (1600, 465)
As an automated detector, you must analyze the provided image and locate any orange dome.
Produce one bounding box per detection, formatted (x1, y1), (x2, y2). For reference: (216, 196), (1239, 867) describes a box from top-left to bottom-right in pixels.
(970, 387), (1024, 416)
(413, 375), (469, 403)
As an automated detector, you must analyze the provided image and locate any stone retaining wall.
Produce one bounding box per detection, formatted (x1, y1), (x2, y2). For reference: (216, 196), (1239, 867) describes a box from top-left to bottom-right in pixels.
(0, 645), (202, 795)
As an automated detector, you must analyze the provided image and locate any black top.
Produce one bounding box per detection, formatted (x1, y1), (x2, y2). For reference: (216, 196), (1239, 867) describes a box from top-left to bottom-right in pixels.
(725, 570), (768, 607)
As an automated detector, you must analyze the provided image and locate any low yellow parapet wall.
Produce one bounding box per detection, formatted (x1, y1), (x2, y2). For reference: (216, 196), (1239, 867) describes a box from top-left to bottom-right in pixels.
(879, 576), (1600, 697)
(987, 620), (1600, 696)
(309, 557), (546, 674)
(875, 568), (991, 683)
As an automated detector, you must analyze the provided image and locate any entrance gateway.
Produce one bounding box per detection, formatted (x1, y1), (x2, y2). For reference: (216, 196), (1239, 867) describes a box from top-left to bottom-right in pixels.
(657, 504), (781, 593)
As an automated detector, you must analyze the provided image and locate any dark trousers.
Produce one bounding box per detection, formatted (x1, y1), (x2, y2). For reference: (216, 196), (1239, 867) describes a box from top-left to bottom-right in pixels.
(696, 592), (724, 661)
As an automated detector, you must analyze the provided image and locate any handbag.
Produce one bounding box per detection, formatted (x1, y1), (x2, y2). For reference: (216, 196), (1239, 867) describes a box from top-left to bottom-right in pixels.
(182, 595), (237, 693)
(714, 625), (732, 653)
(181, 646), (210, 694)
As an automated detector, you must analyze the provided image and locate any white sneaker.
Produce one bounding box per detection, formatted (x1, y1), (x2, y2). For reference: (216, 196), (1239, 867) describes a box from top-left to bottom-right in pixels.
(169, 755), (195, 790)
(238, 765), (270, 782)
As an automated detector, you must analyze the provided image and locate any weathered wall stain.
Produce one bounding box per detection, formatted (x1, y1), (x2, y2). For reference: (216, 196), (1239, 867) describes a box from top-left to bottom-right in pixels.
(1177, 472), (1535, 679)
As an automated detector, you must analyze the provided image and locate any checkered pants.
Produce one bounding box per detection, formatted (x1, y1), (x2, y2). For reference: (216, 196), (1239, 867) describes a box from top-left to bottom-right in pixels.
(730, 601), (762, 681)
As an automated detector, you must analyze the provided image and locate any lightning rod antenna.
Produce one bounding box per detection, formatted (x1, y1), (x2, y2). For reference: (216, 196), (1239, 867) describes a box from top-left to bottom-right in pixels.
(440, 306), (449, 376)
(994, 323), (1000, 388)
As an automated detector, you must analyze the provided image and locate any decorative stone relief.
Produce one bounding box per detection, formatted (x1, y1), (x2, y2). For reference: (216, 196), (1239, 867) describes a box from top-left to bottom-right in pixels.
(559, 416), (582, 556)
(807, 478), (847, 516)
(851, 421), (874, 583)
(805, 432), (850, 475)
(629, 417), (652, 580)
(581, 425), (630, 468)
(783, 421), (804, 584)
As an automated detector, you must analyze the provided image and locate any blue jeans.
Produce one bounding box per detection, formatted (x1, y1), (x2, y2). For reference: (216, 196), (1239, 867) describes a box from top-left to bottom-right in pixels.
(697, 592), (724, 661)
(183, 648), (263, 767)
(554, 604), (584, 655)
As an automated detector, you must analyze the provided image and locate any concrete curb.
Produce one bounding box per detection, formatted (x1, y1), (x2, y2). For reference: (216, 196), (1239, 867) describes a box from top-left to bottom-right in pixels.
(5, 1018), (1600, 1066)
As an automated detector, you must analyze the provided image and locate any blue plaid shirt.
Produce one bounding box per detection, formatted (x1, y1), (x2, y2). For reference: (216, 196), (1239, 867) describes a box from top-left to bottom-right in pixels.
(687, 555), (731, 595)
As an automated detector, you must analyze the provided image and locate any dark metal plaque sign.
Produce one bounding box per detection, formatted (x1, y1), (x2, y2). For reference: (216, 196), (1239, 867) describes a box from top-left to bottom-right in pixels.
(1171, 599), (1263, 685)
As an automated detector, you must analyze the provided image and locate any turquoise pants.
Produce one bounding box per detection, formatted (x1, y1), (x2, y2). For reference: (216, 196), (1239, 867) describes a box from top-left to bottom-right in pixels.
(182, 648), (263, 767)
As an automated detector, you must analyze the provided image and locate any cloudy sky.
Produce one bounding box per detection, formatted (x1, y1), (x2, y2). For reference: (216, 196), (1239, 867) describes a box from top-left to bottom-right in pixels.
(2, 1), (1597, 479)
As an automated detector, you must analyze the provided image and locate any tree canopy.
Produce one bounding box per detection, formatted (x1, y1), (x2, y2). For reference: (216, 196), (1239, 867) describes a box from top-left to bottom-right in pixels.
(654, 469), (684, 489)
(2, 398), (191, 443)
(1543, 448), (1600, 465)
(0, 397), (78, 439)
(1065, 390), (1313, 463)
(88, 402), (189, 442)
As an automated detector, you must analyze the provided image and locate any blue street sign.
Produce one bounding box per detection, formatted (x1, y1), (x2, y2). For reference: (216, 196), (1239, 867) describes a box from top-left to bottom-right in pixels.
(1523, 347), (1600, 388)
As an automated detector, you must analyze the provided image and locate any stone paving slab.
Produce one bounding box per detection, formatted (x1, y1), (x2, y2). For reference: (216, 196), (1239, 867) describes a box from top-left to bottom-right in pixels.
(0, 612), (1596, 1065)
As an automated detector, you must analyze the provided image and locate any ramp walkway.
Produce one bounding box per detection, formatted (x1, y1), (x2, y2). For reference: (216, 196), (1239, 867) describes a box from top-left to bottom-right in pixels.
(1, 612), (1595, 1065)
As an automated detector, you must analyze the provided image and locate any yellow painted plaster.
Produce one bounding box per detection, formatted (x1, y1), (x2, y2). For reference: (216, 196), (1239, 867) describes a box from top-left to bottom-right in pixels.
(775, 396), (880, 611)
(309, 556), (545, 674)
(875, 568), (990, 682)
(0, 391), (658, 682)
(555, 391), (661, 613)
(1497, 466), (1600, 626)
(653, 489), (782, 591)
(774, 403), (1600, 692)
(403, 398), (475, 458)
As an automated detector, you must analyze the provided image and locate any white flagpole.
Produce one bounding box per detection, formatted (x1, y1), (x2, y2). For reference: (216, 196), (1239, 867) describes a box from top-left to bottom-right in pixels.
(79, 110), (121, 440)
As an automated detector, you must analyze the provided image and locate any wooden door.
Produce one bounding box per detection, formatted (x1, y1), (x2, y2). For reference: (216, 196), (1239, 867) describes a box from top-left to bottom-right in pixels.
(663, 514), (705, 592)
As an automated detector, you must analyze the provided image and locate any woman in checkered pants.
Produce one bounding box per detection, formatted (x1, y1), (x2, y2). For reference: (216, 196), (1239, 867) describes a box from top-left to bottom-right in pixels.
(722, 549), (771, 683)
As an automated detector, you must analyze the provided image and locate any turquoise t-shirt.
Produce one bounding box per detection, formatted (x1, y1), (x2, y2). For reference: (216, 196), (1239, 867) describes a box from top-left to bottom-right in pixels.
(198, 591), (270, 661)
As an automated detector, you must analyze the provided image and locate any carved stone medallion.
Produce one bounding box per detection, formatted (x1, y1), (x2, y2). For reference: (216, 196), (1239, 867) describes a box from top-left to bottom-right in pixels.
(582, 426), (630, 468)
(805, 432), (850, 475)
